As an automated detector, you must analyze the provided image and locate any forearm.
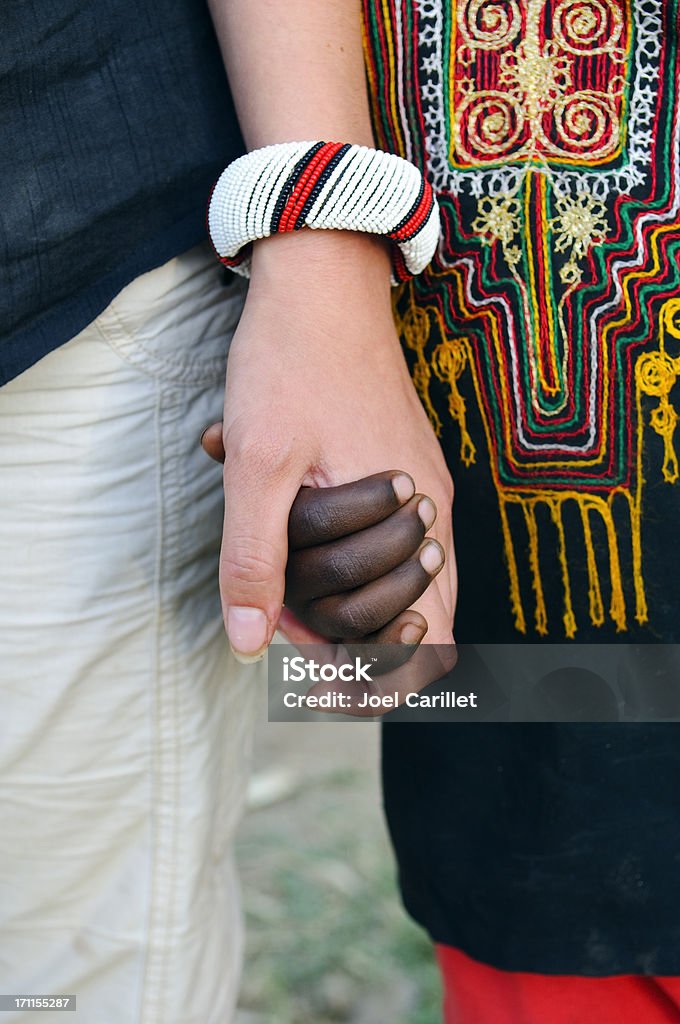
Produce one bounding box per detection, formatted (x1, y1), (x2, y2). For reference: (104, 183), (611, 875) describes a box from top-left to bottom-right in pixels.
(207, 0), (390, 292)
(205, 4), (456, 659)
(207, 0), (374, 149)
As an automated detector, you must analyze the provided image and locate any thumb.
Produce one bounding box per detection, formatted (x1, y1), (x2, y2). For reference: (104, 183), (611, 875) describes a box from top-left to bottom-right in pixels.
(220, 434), (301, 663)
(200, 422), (225, 463)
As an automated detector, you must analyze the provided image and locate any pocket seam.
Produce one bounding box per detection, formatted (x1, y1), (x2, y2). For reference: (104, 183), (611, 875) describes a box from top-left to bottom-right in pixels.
(94, 300), (235, 386)
(93, 261), (246, 385)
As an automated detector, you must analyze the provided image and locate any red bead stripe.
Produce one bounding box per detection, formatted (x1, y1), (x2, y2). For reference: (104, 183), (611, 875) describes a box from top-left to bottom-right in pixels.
(278, 142), (345, 232)
(390, 244), (410, 283)
(388, 180), (434, 241)
(218, 249), (248, 268)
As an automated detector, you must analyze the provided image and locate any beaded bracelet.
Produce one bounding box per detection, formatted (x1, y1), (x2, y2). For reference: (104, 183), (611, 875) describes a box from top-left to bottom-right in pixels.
(207, 141), (440, 284)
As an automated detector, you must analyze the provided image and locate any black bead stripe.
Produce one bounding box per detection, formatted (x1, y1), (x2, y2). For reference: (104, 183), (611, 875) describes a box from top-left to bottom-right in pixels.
(269, 142), (326, 233)
(341, 158), (395, 227)
(294, 143), (353, 228)
(396, 198), (436, 242)
(387, 178), (428, 239)
(245, 156), (285, 229)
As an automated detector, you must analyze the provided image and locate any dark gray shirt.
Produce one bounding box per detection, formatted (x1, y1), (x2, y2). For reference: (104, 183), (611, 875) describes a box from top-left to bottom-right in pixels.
(1, 0), (243, 384)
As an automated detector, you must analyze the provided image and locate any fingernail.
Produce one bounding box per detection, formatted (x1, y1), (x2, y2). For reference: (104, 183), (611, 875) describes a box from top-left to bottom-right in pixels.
(199, 426), (209, 446)
(419, 540), (444, 574)
(227, 607), (269, 663)
(392, 473), (415, 503)
(417, 497), (437, 530)
(400, 622), (427, 645)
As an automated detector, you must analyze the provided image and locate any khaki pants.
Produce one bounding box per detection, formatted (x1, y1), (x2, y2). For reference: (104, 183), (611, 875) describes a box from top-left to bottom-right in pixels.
(0, 244), (259, 1024)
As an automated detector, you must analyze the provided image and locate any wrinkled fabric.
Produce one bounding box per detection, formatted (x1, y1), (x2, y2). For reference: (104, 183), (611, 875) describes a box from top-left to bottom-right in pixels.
(0, 1), (243, 384)
(0, 244), (259, 1024)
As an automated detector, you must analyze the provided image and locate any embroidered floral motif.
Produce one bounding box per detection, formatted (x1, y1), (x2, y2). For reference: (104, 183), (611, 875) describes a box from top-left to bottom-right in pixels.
(550, 191), (609, 282)
(471, 194), (522, 247)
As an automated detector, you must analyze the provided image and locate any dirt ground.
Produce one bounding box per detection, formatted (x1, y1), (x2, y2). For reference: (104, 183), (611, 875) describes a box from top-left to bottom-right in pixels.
(235, 708), (441, 1024)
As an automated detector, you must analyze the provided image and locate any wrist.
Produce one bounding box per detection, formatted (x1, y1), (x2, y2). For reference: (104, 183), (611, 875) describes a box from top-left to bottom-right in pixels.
(249, 229), (392, 295)
(241, 230), (408, 362)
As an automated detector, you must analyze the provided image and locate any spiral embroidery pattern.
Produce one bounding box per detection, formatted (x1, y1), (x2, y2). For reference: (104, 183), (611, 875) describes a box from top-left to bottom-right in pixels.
(451, 0), (628, 167)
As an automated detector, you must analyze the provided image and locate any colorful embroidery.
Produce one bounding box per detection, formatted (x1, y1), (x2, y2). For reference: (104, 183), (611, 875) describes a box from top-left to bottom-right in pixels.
(449, 0), (630, 169)
(363, 0), (680, 636)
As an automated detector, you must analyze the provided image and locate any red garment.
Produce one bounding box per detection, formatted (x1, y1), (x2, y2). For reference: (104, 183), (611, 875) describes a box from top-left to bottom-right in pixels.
(436, 945), (680, 1024)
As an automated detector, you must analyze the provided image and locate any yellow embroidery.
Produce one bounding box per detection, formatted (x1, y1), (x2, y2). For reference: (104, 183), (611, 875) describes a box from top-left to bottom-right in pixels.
(472, 194), (522, 250)
(397, 301), (443, 437)
(432, 340), (478, 466)
(635, 301), (680, 484)
(398, 292), (680, 636)
(550, 191), (609, 282)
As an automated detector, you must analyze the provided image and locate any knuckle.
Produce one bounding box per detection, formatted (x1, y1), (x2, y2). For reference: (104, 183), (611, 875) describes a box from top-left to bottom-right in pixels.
(220, 536), (279, 588)
(297, 502), (342, 543)
(334, 598), (375, 640)
(400, 512), (427, 547)
(224, 427), (298, 480)
(323, 549), (368, 589)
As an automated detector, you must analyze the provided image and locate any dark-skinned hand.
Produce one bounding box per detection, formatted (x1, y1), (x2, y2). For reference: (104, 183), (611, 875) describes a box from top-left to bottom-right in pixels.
(201, 422), (455, 710)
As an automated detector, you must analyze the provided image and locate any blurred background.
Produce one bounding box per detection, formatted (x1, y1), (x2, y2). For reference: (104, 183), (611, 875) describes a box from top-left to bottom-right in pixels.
(235, 715), (441, 1024)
